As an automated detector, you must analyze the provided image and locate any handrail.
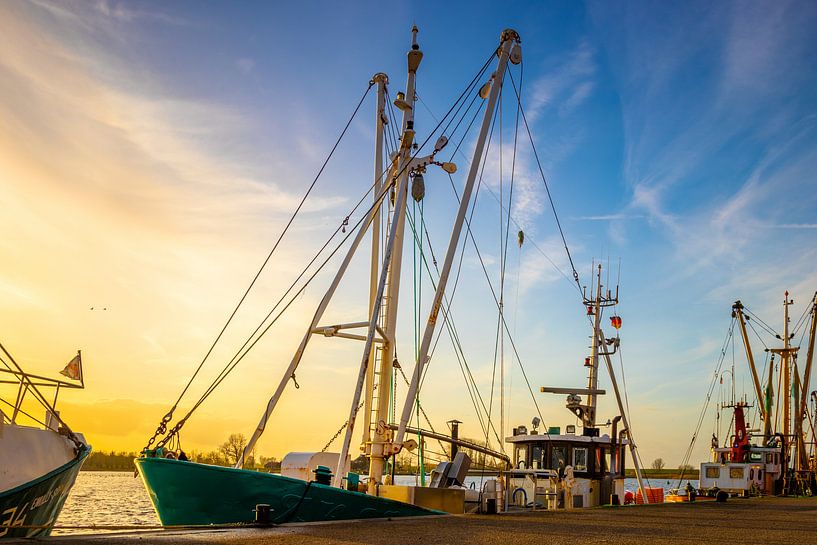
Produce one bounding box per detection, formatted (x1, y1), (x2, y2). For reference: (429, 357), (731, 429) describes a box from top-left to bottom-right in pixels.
(0, 367), (82, 389)
(386, 423), (511, 466)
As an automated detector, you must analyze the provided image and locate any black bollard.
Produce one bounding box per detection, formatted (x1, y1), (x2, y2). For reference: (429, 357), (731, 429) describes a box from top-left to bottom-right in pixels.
(254, 504), (272, 524)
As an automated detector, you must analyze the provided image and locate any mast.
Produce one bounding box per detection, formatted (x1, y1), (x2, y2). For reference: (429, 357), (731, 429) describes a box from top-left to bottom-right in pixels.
(784, 292), (792, 446)
(586, 264), (603, 427)
(395, 29), (521, 450)
(796, 292), (817, 473)
(733, 301), (767, 436)
(236, 87), (394, 468)
(595, 328), (650, 503)
(361, 72), (389, 457)
(355, 26), (422, 491)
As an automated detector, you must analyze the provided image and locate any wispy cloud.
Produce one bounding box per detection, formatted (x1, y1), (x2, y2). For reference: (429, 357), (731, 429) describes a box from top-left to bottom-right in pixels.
(768, 223), (817, 229)
(592, 1), (817, 276)
(575, 214), (643, 221)
(0, 2), (355, 447)
(527, 40), (597, 122)
(236, 58), (255, 74)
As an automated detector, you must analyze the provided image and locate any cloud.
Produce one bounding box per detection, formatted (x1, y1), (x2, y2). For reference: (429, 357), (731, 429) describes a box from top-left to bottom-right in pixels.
(575, 214), (642, 221)
(516, 236), (572, 294)
(0, 2), (363, 456)
(527, 40), (597, 122)
(768, 223), (817, 229)
(236, 58), (255, 74)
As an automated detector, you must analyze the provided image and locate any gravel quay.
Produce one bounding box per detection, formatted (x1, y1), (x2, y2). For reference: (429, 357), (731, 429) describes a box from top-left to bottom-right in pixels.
(25, 496), (817, 545)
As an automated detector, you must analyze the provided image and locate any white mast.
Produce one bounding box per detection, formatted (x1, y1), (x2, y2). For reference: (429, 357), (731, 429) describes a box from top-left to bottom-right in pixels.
(334, 26), (422, 489)
(236, 77), (392, 469)
(395, 30), (521, 450)
(361, 72), (389, 457)
(595, 327), (650, 503)
(365, 27), (422, 491)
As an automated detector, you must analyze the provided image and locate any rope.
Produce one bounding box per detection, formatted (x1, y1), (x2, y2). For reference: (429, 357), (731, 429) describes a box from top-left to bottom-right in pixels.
(272, 482), (313, 524)
(507, 70), (583, 296)
(448, 168), (547, 428)
(743, 306), (781, 339)
(0, 343), (82, 449)
(151, 48), (503, 449)
(676, 318), (736, 487)
(0, 397), (47, 427)
(156, 180), (383, 448)
(143, 82), (375, 451)
(790, 297), (812, 337)
(405, 207), (502, 446)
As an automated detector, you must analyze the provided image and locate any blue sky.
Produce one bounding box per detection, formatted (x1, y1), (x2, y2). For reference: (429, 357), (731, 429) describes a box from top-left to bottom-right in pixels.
(2, 0), (816, 466)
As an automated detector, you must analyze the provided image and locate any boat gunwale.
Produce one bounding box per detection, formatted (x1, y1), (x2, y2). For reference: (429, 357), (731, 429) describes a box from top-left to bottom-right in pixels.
(0, 444), (90, 498)
(135, 456), (443, 511)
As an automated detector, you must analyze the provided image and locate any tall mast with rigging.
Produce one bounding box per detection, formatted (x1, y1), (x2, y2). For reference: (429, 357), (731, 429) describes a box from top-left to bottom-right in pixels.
(394, 29), (521, 452)
(355, 26), (422, 491)
(729, 292), (817, 494)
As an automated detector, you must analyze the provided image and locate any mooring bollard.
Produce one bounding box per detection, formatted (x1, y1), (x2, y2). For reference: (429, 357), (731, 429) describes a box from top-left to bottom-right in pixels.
(254, 503), (272, 524)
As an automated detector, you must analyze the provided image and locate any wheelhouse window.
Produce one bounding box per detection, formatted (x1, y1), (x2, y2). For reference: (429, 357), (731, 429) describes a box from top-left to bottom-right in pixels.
(705, 466), (720, 478)
(749, 452), (762, 462)
(729, 467), (744, 479)
(531, 445), (543, 469)
(551, 446), (567, 471)
(515, 445), (528, 469)
(573, 447), (588, 472)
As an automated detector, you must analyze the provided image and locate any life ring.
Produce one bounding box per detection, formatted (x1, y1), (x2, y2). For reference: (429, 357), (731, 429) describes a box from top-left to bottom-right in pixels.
(164, 451), (177, 460)
(512, 487), (528, 505)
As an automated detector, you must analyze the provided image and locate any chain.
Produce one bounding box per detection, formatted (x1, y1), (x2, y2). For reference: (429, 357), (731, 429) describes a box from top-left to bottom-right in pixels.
(143, 411), (173, 451)
(321, 398), (366, 453)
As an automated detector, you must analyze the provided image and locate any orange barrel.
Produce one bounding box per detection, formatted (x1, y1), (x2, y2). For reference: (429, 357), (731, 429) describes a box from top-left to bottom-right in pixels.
(635, 487), (664, 504)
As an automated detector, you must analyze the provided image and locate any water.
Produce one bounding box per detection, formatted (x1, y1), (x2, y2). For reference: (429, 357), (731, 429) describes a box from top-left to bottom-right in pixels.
(55, 472), (158, 535)
(56, 471), (699, 534)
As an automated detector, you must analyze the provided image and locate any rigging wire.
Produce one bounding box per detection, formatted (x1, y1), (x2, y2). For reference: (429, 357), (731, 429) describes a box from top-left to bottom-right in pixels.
(433, 63), (547, 430)
(742, 306), (781, 339)
(152, 49), (499, 448)
(143, 82), (375, 450)
(790, 297), (811, 338)
(676, 318), (737, 486)
(507, 70), (583, 297)
(405, 209), (503, 447)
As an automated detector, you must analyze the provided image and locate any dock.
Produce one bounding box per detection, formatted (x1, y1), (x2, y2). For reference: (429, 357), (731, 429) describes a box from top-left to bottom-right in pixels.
(27, 496), (817, 544)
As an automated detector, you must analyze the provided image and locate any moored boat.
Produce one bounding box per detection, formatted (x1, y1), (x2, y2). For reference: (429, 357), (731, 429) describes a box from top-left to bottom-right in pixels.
(0, 345), (90, 538)
(674, 293), (817, 501)
(137, 26), (525, 526)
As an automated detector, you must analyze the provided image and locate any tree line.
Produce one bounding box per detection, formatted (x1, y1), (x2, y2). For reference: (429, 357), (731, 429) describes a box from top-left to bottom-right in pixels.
(82, 433), (281, 471)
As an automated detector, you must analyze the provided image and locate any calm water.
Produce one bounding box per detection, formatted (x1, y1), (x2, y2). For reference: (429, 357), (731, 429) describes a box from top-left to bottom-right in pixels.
(55, 472), (158, 535)
(56, 471), (698, 534)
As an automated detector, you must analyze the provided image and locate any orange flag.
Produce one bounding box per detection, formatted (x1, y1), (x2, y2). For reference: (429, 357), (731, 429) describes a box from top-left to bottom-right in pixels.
(60, 352), (82, 381)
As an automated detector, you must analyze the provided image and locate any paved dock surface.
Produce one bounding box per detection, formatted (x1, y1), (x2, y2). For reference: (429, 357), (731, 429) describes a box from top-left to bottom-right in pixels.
(25, 496), (817, 545)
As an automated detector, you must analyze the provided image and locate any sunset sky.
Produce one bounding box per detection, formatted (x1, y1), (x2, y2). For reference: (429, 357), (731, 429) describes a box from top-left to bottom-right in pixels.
(2, 0), (816, 468)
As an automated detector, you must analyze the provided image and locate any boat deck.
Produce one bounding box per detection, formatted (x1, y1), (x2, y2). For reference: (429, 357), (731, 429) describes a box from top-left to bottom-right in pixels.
(17, 495), (817, 544)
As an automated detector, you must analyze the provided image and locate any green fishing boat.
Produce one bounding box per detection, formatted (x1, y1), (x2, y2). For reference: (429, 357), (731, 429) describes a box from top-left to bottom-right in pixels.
(138, 27), (523, 525)
(135, 456), (437, 525)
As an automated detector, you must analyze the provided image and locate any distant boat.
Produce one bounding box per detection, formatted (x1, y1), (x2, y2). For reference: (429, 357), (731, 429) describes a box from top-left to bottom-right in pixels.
(674, 293), (817, 500)
(0, 345), (90, 538)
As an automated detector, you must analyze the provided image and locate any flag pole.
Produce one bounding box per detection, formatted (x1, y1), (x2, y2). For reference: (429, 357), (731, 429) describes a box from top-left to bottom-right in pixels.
(78, 350), (84, 389)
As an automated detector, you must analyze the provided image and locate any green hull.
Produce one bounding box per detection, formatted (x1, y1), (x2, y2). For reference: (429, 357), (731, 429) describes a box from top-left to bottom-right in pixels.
(135, 457), (439, 526)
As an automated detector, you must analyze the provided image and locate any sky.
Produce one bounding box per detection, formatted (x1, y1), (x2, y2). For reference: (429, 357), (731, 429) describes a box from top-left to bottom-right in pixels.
(1, 0), (816, 469)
